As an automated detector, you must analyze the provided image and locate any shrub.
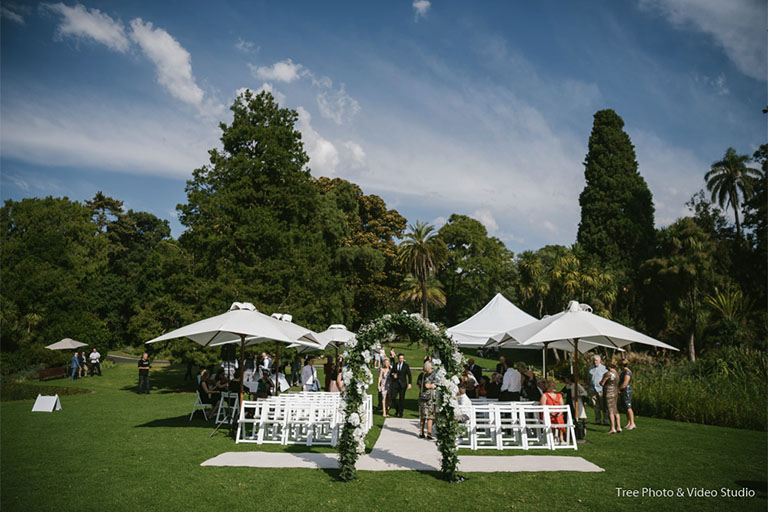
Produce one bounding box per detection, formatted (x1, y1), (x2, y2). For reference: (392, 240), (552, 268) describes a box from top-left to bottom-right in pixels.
(631, 346), (767, 431)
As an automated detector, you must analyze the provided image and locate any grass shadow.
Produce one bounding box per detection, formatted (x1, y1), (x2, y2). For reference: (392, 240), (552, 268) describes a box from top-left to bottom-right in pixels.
(119, 364), (197, 395)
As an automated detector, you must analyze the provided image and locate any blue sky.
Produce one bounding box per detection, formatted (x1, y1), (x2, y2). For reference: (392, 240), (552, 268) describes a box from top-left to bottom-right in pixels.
(1, 0), (765, 253)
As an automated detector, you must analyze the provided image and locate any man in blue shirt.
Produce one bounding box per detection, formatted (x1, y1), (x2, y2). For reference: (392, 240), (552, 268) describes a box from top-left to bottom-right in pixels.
(588, 355), (607, 425)
(70, 352), (80, 380)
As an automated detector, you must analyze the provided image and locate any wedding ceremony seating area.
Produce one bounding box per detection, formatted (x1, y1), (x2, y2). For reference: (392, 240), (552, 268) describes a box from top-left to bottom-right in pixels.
(235, 391), (373, 446)
(457, 397), (578, 451)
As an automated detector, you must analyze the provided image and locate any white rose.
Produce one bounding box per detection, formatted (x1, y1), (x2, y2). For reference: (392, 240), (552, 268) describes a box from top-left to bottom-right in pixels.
(349, 412), (360, 426)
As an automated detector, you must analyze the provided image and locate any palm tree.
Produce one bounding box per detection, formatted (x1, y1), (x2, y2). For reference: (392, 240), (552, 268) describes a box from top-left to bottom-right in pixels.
(398, 274), (447, 311)
(396, 221), (447, 321)
(518, 251), (550, 317)
(705, 148), (761, 239)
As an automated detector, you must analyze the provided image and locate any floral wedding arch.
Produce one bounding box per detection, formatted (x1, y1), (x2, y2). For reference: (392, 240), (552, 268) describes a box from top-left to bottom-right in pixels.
(338, 312), (464, 482)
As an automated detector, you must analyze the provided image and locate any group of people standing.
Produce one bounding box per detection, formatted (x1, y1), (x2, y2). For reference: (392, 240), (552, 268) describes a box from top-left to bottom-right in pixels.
(588, 355), (636, 433)
(69, 348), (102, 380)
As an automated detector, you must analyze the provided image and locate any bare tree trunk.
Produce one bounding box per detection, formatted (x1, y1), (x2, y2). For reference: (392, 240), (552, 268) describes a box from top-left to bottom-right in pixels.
(688, 331), (696, 362)
(421, 278), (429, 321)
(733, 203), (742, 240)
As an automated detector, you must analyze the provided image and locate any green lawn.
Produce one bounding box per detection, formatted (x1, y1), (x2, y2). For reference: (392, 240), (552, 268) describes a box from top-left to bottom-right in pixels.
(1, 360), (765, 512)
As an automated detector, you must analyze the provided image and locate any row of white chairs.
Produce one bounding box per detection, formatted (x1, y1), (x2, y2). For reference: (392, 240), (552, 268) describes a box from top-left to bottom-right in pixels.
(234, 392), (372, 446)
(457, 401), (577, 451)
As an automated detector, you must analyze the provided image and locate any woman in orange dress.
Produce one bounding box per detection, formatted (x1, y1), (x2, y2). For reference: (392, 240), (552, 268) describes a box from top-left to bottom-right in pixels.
(539, 380), (566, 444)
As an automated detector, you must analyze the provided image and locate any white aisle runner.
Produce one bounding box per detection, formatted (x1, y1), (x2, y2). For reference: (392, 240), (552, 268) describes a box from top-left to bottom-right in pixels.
(201, 418), (603, 472)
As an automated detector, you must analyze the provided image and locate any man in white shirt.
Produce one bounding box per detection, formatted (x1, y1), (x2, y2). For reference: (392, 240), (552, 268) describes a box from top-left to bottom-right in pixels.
(588, 355), (607, 425)
(89, 348), (102, 376)
(500, 362), (522, 401)
(301, 357), (319, 391)
(261, 352), (272, 373)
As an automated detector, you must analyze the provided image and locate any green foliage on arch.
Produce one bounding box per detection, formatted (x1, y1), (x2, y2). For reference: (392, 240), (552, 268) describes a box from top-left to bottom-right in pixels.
(337, 312), (464, 482)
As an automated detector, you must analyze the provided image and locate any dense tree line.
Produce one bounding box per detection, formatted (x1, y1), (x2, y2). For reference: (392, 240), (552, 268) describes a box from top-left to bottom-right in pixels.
(1, 96), (764, 373)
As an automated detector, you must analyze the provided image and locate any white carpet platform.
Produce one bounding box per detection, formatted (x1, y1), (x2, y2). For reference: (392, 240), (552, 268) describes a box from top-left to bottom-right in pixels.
(201, 418), (604, 473)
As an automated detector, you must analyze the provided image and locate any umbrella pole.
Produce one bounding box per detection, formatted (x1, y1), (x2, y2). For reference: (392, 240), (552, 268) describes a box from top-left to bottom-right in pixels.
(239, 334), (245, 407)
(275, 343), (281, 396)
(573, 338), (580, 417)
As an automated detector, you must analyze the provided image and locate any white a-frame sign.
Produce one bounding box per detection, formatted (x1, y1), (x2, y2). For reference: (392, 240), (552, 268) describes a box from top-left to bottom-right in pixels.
(32, 394), (62, 412)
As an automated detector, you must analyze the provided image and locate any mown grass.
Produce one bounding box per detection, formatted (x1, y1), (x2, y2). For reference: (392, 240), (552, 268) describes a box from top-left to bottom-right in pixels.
(1, 360), (766, 512)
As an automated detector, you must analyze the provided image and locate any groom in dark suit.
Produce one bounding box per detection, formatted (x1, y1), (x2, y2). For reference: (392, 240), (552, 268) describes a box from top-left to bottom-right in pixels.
(390, 353), (412, 417)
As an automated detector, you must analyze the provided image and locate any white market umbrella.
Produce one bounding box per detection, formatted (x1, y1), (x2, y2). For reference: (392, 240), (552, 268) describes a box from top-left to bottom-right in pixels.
(45, 338), (88, 350)
(146, 303), (321, 398)
(289, 324), (356, 354)
(498, 300), (678, 396)
(446, 293), (539, 348)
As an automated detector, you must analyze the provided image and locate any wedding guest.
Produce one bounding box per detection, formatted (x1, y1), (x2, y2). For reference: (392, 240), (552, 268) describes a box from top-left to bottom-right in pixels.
(540, 380), (566, 444)
(198, 369), (221, 417)
(89, 348), (102, 376)
(79, 351), (88, 378)
(378, 358), (392, 417)
(137, 353), (151, 394)
(390, 354), (412, 417)
(486, 373), (502, 399)
(500, 361), (522, 401)
(619, 359), (636, 430)
(588, 355), (607, 425)
(302, 357), (320, 392)
(70, 351), (80, 380)
(600, 362), (621, 434)
(417, 361), (436, 440)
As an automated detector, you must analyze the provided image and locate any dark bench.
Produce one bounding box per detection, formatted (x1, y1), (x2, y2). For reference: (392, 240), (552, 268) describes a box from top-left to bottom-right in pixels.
(39, 366), (68, 381)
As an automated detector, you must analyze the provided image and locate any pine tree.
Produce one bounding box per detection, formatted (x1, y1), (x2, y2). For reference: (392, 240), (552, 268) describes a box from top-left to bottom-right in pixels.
(577, 109), (655, 274)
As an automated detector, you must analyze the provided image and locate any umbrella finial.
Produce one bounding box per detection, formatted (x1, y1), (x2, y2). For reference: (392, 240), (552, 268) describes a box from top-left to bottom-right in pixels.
(567, 300), (580, 312)
(230, 302), (256, 312)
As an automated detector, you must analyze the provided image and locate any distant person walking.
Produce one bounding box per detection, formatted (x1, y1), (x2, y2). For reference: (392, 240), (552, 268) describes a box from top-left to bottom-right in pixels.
(70, 351), (80, 380)
(89, 348), (102, 376)
(138, 353), (151, 394)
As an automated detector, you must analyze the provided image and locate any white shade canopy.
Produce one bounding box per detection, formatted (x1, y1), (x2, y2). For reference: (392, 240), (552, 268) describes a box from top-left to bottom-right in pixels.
(495, 301), (678, 351)
(209, 312), (321, 348)
(145, 303), (319, 348)
(446, 293), (538, 348)
(45, 338), (88, 350)
(289, 324), (356, 354)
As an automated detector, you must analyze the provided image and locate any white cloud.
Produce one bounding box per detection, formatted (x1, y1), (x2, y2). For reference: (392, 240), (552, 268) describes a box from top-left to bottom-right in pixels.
(638, 0), (767, 82)
(317, 84), (361, 124)
(341, 141), (366, 169)
(235, 38), (257, 53)
(2, 6), (24, 24)
(296, 106), (339, 176)
(42, 2), (130, 52)
(129, 18), (220, 116)
(413, 0), (431, 20)
(472, 209), (499, 234)
(250, 59), (303, 83)
(0, 93), (216, 179)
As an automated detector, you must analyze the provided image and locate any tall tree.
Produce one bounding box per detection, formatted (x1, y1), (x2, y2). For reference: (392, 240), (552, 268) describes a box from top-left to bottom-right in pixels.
(435, 214), (516, 325)
(177, 90), (340, 327)
(577, 109), (656, 273)
(705, 147), (761, 239)
(396, 221), (447, 321)
(517, 250), (550, 318)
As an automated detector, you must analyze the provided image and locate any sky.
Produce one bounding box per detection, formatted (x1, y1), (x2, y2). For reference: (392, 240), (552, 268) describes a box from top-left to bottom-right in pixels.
(1, 0), (765, 253)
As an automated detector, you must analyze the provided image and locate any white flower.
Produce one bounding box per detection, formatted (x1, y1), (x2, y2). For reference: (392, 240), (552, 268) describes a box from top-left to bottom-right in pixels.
(451, 375), (460, 384)
(357, 439), (366, 453)
(452, 351), (463, 364)
(361, 350), (371, 363)
(349, 412), (360, 426)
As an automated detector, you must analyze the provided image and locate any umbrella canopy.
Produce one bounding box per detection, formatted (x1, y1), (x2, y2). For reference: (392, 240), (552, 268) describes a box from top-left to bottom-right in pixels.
(145, 303), (319, 347)
(45, 338), (88, 350)
(446, 293), (538, 347)
(289, 324), (356, 354)
(208, 313), (321, 348)
(500, 301), (678, 351)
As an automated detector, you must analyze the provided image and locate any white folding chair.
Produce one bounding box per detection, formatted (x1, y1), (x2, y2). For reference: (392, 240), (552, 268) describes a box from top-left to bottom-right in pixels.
(495, 402), (524, 449)
(258, 399), (288, 444)
(519, 405), (554, 450)
(189, 391), (213, 421)
(215, 391), (239, 424)
(472, 404), (498, 450)
(236, 400), (264, 443)
(455, 404), (474, 449)
(547, 405), (577, 450)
